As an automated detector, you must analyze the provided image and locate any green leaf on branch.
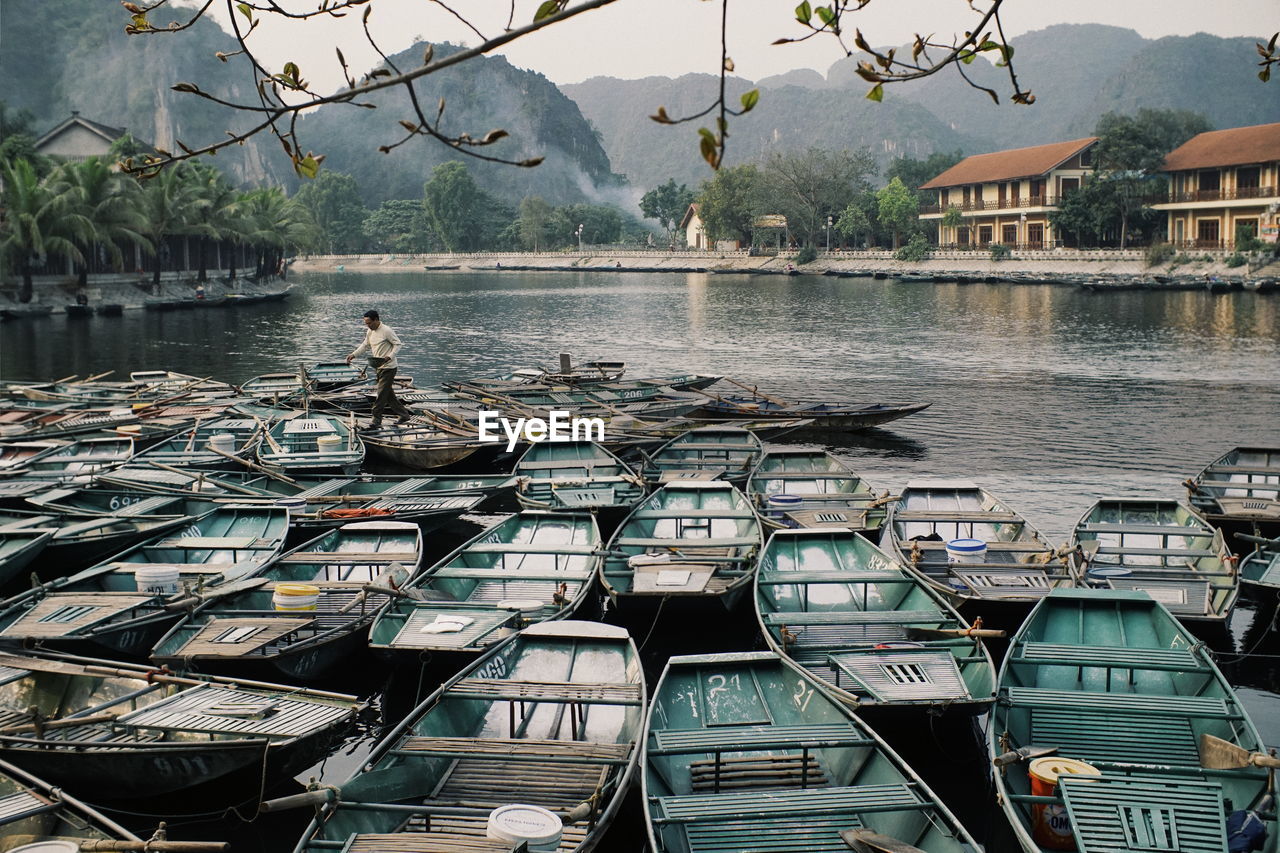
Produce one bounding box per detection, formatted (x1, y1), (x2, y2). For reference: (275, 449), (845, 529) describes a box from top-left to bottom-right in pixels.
(534, 0), (562, 22)
(296, 154), (321, 179)
(866, 83), (884, 102)
(794, 1), (812, 24)
(740, 89), (760, 112)
(236, 3), (253, 22)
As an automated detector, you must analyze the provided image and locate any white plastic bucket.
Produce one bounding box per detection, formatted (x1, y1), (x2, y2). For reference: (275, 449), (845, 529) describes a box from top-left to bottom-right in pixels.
(10, 842), (80, 853)
(766, 493), (804, 519)
(498, 599), (546, 620)
(207, 433), (237, 453)
(276, 497), (307, 517)
(273, 583), (320, 611)
(946, 538), (987, 563)
(487, 804), (563, 852)
(316, 434), (343, 451)
(136, 565), (180, 595)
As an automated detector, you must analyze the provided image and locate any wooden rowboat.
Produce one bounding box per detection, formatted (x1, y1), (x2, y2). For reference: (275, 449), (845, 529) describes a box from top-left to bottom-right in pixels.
(747, 448), (889, 534)
(692, 393), (932, 432)
(600, 481), (763, 615)
(8, 436), (134, 481)
(369, 512), (602, 659)
(514, 439), (646, 513)
(259, 414), (364, 477)
(0, 525), (53, 588)
(291, 621), (644, 853)
(1239, 534), (1280, 591)
(755, 528), (997, 716)
(643, 651), (980, 853)
(641, 426), (764, 487)
(0, 649), (361, 800)
(133, 416), (263, 471)
(152, 520), (423, 681)
(0, 506), (290, 656)
(1067, 497), (1238, 623)
(1186, 446), (1280, 550)
(880, 480), (1069, 622)
(991, 588), (1276, 853)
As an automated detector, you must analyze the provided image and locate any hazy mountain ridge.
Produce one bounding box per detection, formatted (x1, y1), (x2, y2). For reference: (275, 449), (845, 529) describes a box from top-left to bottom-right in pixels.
(566, 23), (1280, 191)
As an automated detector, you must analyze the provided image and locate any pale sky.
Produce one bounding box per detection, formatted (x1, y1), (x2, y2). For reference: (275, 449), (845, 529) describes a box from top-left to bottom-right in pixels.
(190, 0), (1276, 91)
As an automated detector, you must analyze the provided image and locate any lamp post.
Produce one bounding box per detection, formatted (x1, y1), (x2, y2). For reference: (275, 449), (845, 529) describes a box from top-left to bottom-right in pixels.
(1019, 212), (1027, 250)
(576, 224), (584, 253)
(826, 215), (833, 253)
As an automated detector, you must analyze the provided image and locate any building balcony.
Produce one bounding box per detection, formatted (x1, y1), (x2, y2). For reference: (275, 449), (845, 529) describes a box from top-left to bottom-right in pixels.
(921, 196), (1059, 215)
(1153, 186), (1278, 205)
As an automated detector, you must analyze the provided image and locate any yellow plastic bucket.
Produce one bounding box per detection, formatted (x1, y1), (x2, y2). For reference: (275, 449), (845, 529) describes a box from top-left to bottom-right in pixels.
(273, 583), (320, 611)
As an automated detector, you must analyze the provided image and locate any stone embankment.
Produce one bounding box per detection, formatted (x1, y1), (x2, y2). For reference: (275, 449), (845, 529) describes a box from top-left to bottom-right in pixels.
(294, 249), (1280, 287)
(0, 274), (291, 314)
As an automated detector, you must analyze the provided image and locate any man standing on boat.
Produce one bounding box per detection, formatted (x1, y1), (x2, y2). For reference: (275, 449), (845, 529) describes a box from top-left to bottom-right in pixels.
(346, 309), (413, 428)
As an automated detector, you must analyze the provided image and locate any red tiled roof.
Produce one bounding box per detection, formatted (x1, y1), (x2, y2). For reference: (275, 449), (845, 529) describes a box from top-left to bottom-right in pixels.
(920, 137), (1098, 189)
(1161, 123), (1280, 172)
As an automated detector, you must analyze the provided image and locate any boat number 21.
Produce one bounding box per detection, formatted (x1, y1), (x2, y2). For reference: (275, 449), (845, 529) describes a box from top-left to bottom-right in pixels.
(792, 679), (814, 711)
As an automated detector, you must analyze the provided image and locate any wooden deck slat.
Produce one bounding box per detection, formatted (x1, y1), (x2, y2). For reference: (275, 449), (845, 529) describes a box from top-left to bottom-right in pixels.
(449, 679), (642, 705)
(175, 616), (314, 657)
(2, 593), (156, 638)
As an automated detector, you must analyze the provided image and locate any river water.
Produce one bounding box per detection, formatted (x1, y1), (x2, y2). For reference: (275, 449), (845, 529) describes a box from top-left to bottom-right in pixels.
(2, 269), (1278, 850)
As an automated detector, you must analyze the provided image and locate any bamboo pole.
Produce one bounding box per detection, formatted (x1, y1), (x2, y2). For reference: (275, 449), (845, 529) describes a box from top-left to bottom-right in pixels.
(209, 446), (297, 485)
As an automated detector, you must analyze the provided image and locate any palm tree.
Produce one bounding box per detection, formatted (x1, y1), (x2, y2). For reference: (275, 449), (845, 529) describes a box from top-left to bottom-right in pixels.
(49, 157), (149, 290)
(0, 159), (85, 302)
(136, 165), (200, 291)
(184, 163), (243, 283)
(241, 187), (319, 280)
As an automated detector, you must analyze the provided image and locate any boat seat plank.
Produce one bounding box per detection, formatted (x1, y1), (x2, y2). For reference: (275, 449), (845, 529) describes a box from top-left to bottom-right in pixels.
(654, 784), (925, 824)
(395, 736), (631, 765)
(689, 754), (827, 792)
(1095, 546), (1220, 558)
(904, 541), (1051, 553)
(428, 568), (594, 582)
(118, 685), (352, 738)
(449, 679), (643, 705)
(757, 572), (914, 586)
(615, 536), (757, 549)
(682, 815), (866, 853)
(659, 442), (763, 451)
(2, 593), (156, 638)
(951, 571), (1055, 600)
(1077, 524), (1214, 537)
(105, 561), (255, 575)
(0, 790), (57, 823)
(175, 616), (315, 657)
(893, 511), (1022, 522)
(762, 609), (947, 627)
(433, 758), (607, 811)
(462, 544), (599, 556)
(344, 835), (523, 852)
(1003, 688), (1237, 719)
(628, 509), (759, 520)
(1201, 465), (1280, 476)
(1030, 709), (1201, 766)
(754, 472), (863, 481)
(516, 459), (616, 470)
(1195, 478), (1280, 492)
(1059, 774), (1227, 853)
(389, 607), (514, 648)
(1106, 579), (1213, 615)
(649, 722), (870, 756)
(150, 536), (270, 549)
(827, 649), (970, 702)
(278, 552), (420, 563)
(1017, 642), (1205, 671)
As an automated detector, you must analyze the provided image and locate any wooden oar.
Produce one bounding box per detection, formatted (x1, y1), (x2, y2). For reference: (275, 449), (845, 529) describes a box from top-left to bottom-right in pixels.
(182, 417), (204, 452)
(841, 829), (928, 853)
(78, 840), (230, 852)
(1235, 532), (1280, 549)
(908, 625), (1006, 640)
(140, 460), (268, 497)
(252, 414), (286, 455)
(992, 744), (1059, 768)
(208, 446), (298, 485)
(83, 370), (115, 383)
(1200, 733), (1280, 769)
(0, 711), (120, 736)
(722, 376), (792, 406)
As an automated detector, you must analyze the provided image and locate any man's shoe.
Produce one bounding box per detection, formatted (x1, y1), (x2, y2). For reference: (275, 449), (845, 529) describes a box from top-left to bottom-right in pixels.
(396, 415), (411, 425)
(369, 419), (383, 429)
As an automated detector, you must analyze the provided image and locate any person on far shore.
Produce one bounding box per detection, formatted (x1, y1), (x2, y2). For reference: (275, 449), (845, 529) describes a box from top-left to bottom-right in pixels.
(346, 309), (413, 428)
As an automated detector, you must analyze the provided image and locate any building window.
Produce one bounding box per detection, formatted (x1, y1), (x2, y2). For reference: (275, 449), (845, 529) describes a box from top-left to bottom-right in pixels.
(1079, 148), (1093, 167)
(1011, 182), (1020, 203)
(1002, 224), (1017, 245)
(1031, 179), (1045, 201)
(978, 225), (993, 245)
(1237, 167), (1260, 189)
(973, 185), (984, 202)
(1199, 170), (1220, 191)
(1027, 223), (1044, 248)
(957, 226), (970, 246)
(1197, 219), (1220, 246)
(1060, 177), (1079, 196)
(1235, 219), (1258, 244)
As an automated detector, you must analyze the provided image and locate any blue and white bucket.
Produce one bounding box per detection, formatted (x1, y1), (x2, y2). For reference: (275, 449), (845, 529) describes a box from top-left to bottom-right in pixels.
(946, 538), (988, 564)
(275, 496), (307, 518)
(766, 493), (803, 520)
(1085, 566), (1133, 586)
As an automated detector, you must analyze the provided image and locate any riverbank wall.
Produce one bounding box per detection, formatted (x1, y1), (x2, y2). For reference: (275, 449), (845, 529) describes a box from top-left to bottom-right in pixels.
(0, 273), (290, 314)
(294, 248), (1280, 282)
